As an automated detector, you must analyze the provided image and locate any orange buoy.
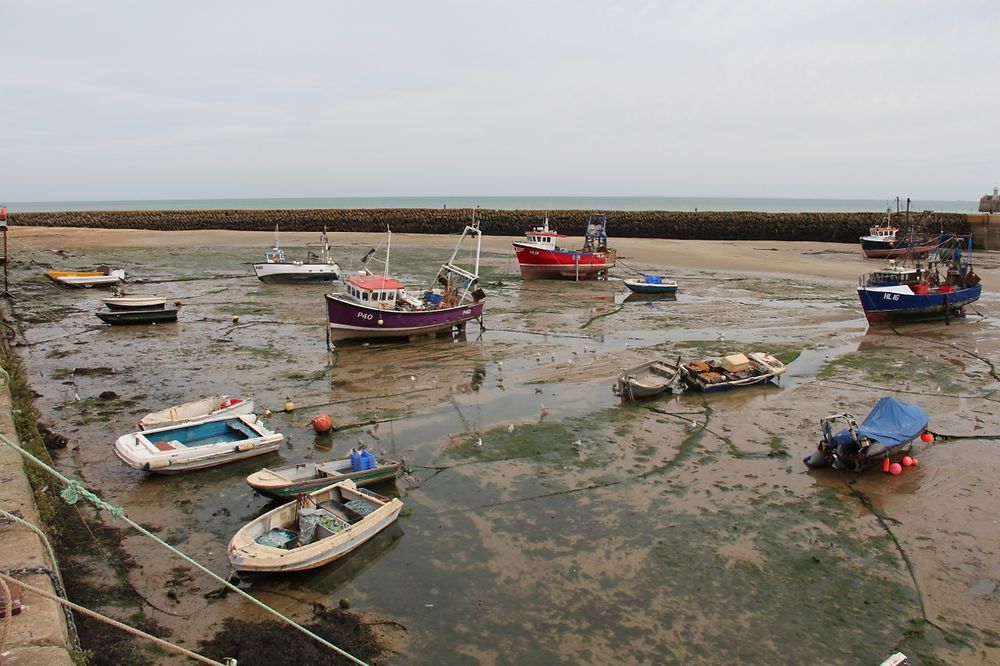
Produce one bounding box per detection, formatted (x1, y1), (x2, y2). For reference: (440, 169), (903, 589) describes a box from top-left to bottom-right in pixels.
(901, 456), (913, 467)
(911, 457), (919, 466)
(312, 414), (333, 433)
(920, 432), (934, 443)
(889, 462), (903, 475)
(882, 458), (891, 473)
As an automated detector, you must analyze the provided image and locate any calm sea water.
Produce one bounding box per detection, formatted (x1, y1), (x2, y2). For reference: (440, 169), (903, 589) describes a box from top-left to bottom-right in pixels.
(4, 195), (981, 214)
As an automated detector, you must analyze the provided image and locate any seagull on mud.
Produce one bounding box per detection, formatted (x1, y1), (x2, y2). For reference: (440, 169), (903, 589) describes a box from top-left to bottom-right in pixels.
(475, 437), (483, 450)
(540, 403), (550, 418)
(508, 424), (515, 434)
(716, 332), (725, 342)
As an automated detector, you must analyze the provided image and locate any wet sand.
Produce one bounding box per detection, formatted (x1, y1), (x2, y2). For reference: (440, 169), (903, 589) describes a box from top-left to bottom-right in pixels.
(5, 226), (1000, 664)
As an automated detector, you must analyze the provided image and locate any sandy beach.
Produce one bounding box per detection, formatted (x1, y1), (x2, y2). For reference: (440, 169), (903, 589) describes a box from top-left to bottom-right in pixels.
(4, 225), (1000, 664)
(12, 225), (865, 280)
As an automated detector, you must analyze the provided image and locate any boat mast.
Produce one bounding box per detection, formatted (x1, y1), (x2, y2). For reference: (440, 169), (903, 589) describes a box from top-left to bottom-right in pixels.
(383, 229), (392, 282)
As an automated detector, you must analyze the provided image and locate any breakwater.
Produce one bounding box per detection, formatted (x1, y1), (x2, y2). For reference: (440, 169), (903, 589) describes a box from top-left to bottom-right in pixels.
(7, 209), (972, 243)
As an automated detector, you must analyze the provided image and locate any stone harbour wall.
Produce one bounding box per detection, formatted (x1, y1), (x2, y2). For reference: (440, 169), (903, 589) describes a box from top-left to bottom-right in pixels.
(7, 209), (973, 244)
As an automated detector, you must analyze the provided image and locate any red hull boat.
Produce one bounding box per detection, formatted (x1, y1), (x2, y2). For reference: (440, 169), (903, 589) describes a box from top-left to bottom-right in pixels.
(512, 214), (616, 280)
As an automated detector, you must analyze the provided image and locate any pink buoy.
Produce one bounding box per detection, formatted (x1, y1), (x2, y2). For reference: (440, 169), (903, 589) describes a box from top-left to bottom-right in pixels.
(901, 456), (913, 467)
(889, 462), (903, 476)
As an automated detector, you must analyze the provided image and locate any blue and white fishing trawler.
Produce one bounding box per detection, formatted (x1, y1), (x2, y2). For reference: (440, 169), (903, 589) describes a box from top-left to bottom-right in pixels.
(857, 234), (981, 324)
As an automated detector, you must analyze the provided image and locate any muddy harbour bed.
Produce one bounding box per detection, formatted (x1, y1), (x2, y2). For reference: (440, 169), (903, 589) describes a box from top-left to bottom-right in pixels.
(4, 227), (1000, 665)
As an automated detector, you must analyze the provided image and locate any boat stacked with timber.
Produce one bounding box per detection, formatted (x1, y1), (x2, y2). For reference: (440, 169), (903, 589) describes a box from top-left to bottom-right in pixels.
(680, 351), (786, 392)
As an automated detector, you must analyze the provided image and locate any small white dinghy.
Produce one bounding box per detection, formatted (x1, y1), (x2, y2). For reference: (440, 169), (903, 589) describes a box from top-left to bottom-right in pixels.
(102, 295), (168, 311)
(115, 413), (283, 474)
(139, 395), (253, 431)
(228, 479), (403, 573)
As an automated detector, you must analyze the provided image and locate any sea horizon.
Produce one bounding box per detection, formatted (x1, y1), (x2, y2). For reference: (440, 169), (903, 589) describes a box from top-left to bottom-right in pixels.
(3, 195), (981, 214)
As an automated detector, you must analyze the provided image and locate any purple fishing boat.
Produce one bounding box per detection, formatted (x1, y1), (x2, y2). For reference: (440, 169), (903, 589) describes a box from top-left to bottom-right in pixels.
(325, 216), (485, 344)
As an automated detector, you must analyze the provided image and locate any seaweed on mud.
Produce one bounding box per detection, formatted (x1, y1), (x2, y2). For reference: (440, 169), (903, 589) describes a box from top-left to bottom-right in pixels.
(66, 396), (130, 425)
(53, 500), (171, 666)
(198, 610), (393, 666)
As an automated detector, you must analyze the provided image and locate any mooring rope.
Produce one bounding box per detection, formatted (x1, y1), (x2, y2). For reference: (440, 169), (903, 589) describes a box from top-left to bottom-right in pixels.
(0, 576), (11, 654)
(0, 508), (78, 640)
(0, 571), (231, 666)
(0, 433), (371, 666)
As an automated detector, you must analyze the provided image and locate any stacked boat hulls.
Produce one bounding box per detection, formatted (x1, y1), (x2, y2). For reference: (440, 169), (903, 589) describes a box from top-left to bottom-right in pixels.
(113, 395), (405, 574)
(97, 293), (178, 325)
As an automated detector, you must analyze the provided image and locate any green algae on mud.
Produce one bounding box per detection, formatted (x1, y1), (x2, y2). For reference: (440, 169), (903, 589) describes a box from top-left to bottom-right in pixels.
(818, 348), (964, 393)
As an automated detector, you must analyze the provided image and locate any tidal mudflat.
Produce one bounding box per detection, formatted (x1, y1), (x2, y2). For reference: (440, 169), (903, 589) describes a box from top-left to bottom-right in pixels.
(5, 226), (1000, 665)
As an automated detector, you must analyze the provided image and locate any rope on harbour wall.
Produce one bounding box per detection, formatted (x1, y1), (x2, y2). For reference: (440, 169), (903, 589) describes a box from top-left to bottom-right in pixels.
(0, 508), (79, 643)
(0, 571), (232, 666)
(0, 432), (372, 666)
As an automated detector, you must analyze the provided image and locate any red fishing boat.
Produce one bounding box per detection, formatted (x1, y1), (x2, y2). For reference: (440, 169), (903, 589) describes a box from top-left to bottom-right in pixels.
(512, 214), (616, 280)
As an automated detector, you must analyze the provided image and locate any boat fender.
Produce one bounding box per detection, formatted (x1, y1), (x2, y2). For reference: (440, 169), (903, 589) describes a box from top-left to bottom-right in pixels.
(146, 458), (172, 470)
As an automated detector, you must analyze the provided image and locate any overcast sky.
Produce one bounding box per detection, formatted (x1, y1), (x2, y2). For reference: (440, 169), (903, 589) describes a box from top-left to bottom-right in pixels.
(2, 1), (997, 201)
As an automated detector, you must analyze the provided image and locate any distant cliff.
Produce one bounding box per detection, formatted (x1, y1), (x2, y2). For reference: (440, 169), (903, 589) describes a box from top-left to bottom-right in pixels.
(7, 208), (971, 243)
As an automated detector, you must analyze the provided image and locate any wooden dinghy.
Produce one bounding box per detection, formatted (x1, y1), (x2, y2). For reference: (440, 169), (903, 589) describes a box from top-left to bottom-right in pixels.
(246, 449), (400, 500)
(680, 351), (786, 393)
(613, 357), (681, 401)
(228, 479), (403, 573)
(139, 395), (254, 430)
(114, 413), (282, 474)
